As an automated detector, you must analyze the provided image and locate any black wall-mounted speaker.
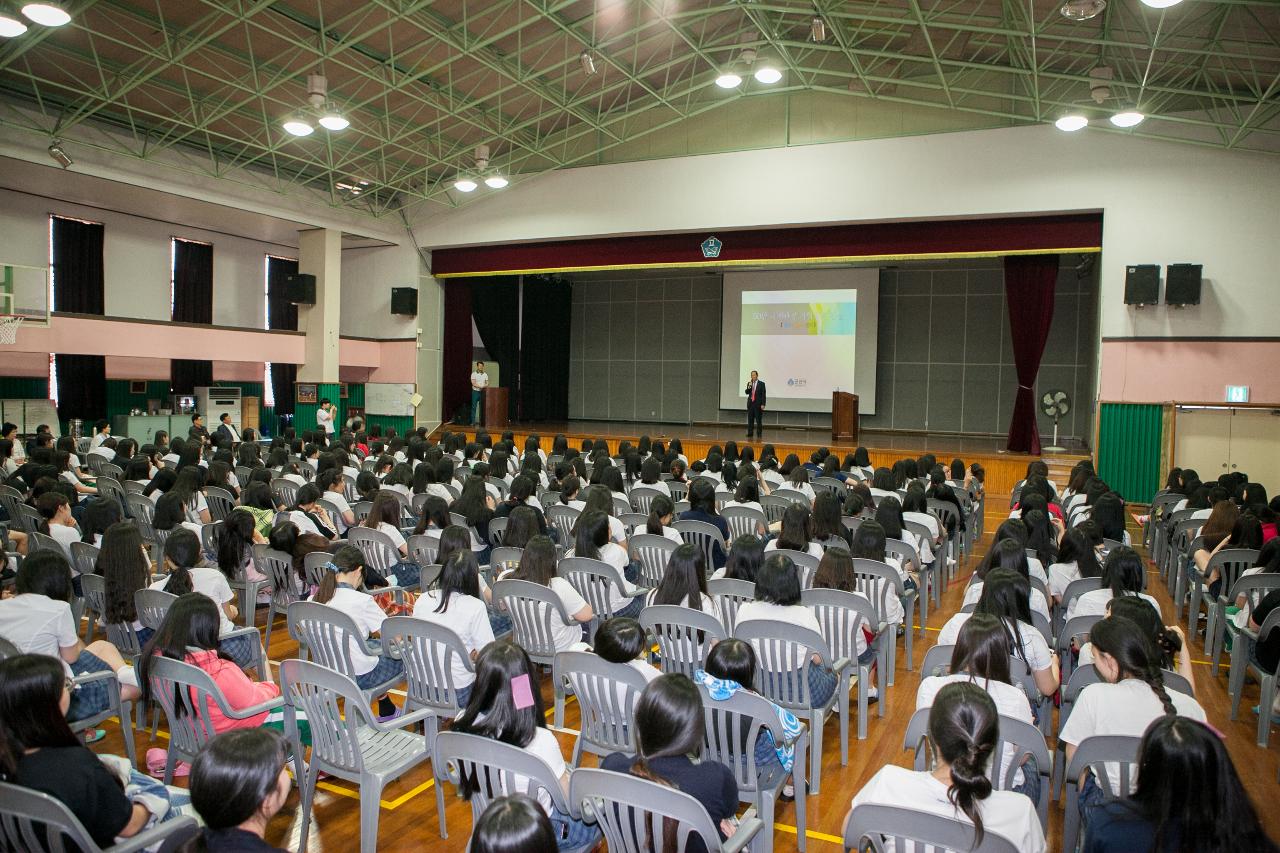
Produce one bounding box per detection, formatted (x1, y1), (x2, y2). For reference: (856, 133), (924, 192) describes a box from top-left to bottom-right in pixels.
(1165, 264), (1203, 306)
(284, 273), (316, 305)
(1123, 265), (1160, 305)
(391, 287), (418, 316)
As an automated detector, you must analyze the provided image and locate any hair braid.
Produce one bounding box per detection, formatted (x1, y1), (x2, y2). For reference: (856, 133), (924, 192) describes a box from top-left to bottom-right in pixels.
(1146, 665), (1178, 717)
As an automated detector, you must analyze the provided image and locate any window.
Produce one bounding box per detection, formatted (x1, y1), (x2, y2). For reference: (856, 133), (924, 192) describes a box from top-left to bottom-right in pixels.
(170, 237), (213, 323)
(49, 214), (105, 315)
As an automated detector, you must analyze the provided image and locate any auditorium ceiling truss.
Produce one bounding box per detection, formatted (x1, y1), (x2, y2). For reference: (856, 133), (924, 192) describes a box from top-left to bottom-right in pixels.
(0, 0), (1276, 219)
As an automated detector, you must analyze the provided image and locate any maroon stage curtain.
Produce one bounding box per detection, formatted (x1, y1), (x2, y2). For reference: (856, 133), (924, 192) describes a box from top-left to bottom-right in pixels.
(441, 280), (473, 423)
(1004, 254), (1059, 455)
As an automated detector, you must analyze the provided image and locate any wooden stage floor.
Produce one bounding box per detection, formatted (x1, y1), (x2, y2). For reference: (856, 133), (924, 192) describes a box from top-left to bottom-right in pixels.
(82, 500), (1280, 852)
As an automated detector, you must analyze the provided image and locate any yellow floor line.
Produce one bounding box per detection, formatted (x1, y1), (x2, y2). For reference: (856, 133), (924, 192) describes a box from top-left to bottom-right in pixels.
(774, 822), (844, 844)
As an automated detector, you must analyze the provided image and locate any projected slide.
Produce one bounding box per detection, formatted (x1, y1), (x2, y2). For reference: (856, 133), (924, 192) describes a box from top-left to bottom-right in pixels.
(740, 289), (858, 399)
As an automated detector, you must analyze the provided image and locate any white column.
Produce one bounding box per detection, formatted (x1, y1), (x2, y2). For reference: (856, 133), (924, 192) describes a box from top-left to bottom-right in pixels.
(297, 227), (341, 382)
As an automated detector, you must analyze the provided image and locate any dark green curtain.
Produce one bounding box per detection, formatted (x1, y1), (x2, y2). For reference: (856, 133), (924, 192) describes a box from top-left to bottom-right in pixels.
(50, 216), (104, 314)
(266, 256), (299, 331)
(469, 276), (520, 420)
(172, 239), (213, 323)
(170, 359), (213, 395)
(55, 354), (106, 422)
(520, 277), (571, 420)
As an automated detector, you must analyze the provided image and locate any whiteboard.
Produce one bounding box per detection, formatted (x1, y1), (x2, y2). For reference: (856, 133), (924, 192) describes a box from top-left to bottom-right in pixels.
(0, 399), (60, 435)
(364, 383), (416, 416)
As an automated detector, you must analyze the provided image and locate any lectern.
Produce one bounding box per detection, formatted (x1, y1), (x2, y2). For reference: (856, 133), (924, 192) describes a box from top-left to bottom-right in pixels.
(482, 387), (509, 429)
(832, 391), (859, 442)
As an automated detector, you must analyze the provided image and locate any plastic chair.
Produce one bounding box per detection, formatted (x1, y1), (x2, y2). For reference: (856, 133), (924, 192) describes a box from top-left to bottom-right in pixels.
(552, 649), (648, 765)
(492, 578), (573, 667)
(640, 604), (727, 679)
(1054, 576), (1102, 639)
(199, 520), (222, 556)
(558, 556), (643, 642)
(381, 616), (474, 837)
(0, 781), (196, 853)
(205, 486), (235, 522)
(773, 488), (809, 506)
(79, 570), (106, 643)
(1190, 548), (1258, 646)
(407, 533), (440, 569)
(733, 618), (850, 796)
(65, 652), (138, 767)
(487, 515), (508, 548)
(1229, 607), (1280, 747)
(629, 485), (663, 515)
(270, 477), (298, 508)
(14, 502), (41, 534)
(27, 530), (63, 557)
(850, 558), (909, 683)
(673, 519), (726, 572)
(629, 533), (678, 588)
(667, 481), (687, 503)
(698, 681), (809, 853)
(1062, 735), (1142, 853)
(95, 477), (129, 517)
(546, 504), (581, 543)
(488, 545), (524, 583)
(435, 731), (598, 848)
(1215, 573), (1280, 677)
(919, 643), (955, 678)
(617, 512), (648, 531)
(772, 548), (819, 590)
(803, 587), (887, 741)
(707, 577), (755, 632)
(280, 658), (435, 853)
(287, 600), (401, 701)
(570, 767), (759, 853)
(1054, 614), (1101, 686)
(844, 803), (1019, 853)
(352, 500), (373, 524)
(255, 546), (302, 654)
(885, 538), (925, 639)
(721, 505), (767, 541)
(144, 655), (283, 784)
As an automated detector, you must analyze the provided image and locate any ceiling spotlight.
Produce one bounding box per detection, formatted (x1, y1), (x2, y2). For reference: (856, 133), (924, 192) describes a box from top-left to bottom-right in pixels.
(715, 65), (742, 89)
(1140, 0), (1182, 7)
(47, 141), (72, 168)
(453, 176), (477, 193)
(810, 16), (826, 43)
(282, 115), (314, 136)
(483, 175), (509, 189)
(20, 2), (69, 26)
(1110, 110), (1145, 128)
(318, 110), (349, 131)
(580, 50), (597, 75)
(1059, 0), (1106, 20)
(0, 13), (28, 36)
(1055, 114), (1089, 132)
(754, 58), (782, 85)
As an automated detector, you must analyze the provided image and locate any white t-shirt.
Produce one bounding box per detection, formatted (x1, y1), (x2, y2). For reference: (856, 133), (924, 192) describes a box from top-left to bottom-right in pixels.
(963, 581), (1050, 623)
(916, 673), (1034, 786)
(316, 407), (335, 435)
(150, 567), (236, 635)
(737, 601), (823, 636)
(638, 480), (671, 497)
(1047, 561), (1080, 600)
(644, 589), (718, 621)
(1066, 589), (1162, 623)
(288, 510), (323, 538)
(722, 499), (763, 515)
(547, 577), (590, 652)
(764, 539), (824, 559)
(1058, 678), (1207, 796)
(47, 523), (82, 559)
(850, 765), (1046, 853)
(471, 371), (489, 390)
(90, 448), (116, 462)
(567, 543), (636, 611)
(0, 593), (79, 676)
(323, 587), (388, 676)
(504, 727), (564, 815)
(377, 521), (408, 553)
(412, 590), (495, 689)
(90, 432), (109, 449)
(936, 613), (1052, 672)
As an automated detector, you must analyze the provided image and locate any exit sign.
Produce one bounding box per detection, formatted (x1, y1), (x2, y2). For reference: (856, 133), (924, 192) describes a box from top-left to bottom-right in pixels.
(1226, 385), (1250, 403)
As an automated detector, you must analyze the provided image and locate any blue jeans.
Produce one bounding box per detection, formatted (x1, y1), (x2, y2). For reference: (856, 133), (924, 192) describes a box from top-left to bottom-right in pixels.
(548, 807), (601, 850)
(68, 650), (113, 722)
(1078, 771), (1106, 823)
(471, 390), (482, 425)
(1011, 755), (1041, 805)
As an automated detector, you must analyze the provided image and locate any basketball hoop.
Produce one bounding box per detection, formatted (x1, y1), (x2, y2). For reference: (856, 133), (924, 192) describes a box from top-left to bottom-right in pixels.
(0, 314), (24, 345)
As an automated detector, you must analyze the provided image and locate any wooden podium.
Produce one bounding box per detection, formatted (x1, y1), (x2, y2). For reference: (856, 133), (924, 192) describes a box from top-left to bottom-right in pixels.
(832, 391), (859, 442)
(482, 387), (509, 429)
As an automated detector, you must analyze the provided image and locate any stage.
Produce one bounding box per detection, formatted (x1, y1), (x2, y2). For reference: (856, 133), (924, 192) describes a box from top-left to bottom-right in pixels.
(431, 419), (1090, 496)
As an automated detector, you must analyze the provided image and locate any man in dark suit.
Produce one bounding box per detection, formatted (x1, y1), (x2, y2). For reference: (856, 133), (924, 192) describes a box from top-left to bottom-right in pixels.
(745, 370), (766, 438)
(188, 413), (210, 446)
(214, 412), (240, 447)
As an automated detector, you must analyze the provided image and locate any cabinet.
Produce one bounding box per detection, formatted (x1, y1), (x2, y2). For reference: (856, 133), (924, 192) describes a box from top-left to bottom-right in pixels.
(1174, 407), (1280, 488)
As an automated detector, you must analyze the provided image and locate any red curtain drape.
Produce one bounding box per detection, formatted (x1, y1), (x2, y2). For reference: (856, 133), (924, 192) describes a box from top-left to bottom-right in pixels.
(1004, 254), (1059, 455)
(441, 281), (473, 423)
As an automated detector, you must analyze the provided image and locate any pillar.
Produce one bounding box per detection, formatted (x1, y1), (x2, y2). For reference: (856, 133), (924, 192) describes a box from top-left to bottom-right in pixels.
(295, 228), (341, 434)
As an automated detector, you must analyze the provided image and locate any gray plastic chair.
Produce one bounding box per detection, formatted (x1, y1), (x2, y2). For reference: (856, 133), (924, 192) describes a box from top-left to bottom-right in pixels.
(707, 577), (755, 632)
(487, 515), (508, 548)
(352, 500), (373, 524)
(435, 730), (598, 848)
(28, 530), (63, 556)
(381, 616), (474, 837)
(640, 604), (727, 679)
(205, 486), (236, 522)
(348, 526), (407, 585)
(733, 618), (850, 796)
(721, 505), (767, 541)
(667, 481), (687, 503)
(773, 488), (809, 506)
(812, 476), (845, 498)
(287, 600), (402, 701)
(66, 654), (138, 767)
(803, 587), (887, 741)
(1217, 573), (1280, 677)
(772, 548), (819, 590)
(698, 682), (809, 853)
(488, 545), (524, 582)
(270, 477), (298, 508)
(79, 570), (106, 643)
(552, 649), (648, 765)
(136, 587), (265, 677)
(1229, 607), (1280, 747)
(0, 781), (196, 853)
(1054, 576), (1102, 639)
(408, 532), (440, 569)
(629, 485), (664, 514)
(145, 655), (283, 784)
(558, 556), (643, 642)
(673, 519), (726, 572)
(253, 546), (301, 654)
(844, 802), (1019, 853)
(618, 512), (649, 531)
(571, 767), (759, 853)
(1063, 734), (1142, 853)
(280, 658), (435, 853)
(95, 477), (129, 517)
(920, 643), (955, 678)
(629, 533), (678, 588)
(492, 578), (574, 666)
(885, 538), (925, 639)
(1054, 614), (1101, 686)
(546, 504), (581, 543)
(1190, 547), (1258, 646)
(850, 558), (909, 683)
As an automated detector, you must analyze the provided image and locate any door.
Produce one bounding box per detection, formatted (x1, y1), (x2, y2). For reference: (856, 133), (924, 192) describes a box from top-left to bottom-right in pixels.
(1174, 408), (1232, 480)
(1226, 408), (1280, 491)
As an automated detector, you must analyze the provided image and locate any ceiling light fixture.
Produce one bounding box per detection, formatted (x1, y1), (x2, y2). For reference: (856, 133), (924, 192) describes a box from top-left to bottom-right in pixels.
(1059, 0), (1106, 21)
(1140, 0), (1182, 8)
(47, 141), (71, 168)
(453, 176), (478, 193)
(20, 2), (69, 26)
(810, 17), (826, 43)
(282, 74), (349, 136)
(0, 13), (28, 36)
(1054, 114), (1089, 132)
(318, 110), (349, 131)
(753, 54), (782, 85)
(1110, 110), (1145, 128)
(281, 115), (314, 136)
(715, 64), (742, 89)
(580, 50), (597, 75)
(483, 175), (509, 189)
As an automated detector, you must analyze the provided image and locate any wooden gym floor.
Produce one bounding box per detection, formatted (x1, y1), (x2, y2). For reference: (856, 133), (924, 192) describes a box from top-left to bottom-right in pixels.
(84, 497), (1280, 851)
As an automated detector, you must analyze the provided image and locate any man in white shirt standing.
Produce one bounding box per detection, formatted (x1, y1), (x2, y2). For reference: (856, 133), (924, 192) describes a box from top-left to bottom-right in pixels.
(316, 398), (336, 438)
(470, 361), (488, 426)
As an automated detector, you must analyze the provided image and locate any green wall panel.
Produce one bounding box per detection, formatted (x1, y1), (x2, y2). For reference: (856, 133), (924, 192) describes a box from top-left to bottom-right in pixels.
(0, 376), (50, 398)
(105, 380), (170, 419)
(293, 382), (342, 437)
(365, 414), (414, 436)
(1097, 403), (1164, 504)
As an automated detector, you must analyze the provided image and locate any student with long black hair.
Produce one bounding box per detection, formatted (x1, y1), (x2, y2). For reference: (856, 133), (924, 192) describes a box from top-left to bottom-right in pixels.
(1078, 596), (1193, 692)
(1067, 545), (1161, 621)
(811, 490), (851, 550)
(767, 503), (823, 558)
(712, 534), (766, 583)
(98, 520), (155, 643)
(411, 549), (495, 705)
(568, 510), (642, 618)
(646, 543), (716, 617)
(453, 641), (599, 849)
(1048, 523), (1104, 603)
(679, 478), (730, 568)
(848, 681), (1045, 851)
(847, 519), (906, 627)
(962, 536), (1051, 622)
(469, 796), (560, 853)
(602, 674), (739, 852)
(644, 494), (683, 544)
(180, 728), (292, 853)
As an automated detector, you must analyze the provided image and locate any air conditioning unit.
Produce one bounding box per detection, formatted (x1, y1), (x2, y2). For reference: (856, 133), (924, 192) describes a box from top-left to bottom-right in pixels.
(195, 386), (243, 429)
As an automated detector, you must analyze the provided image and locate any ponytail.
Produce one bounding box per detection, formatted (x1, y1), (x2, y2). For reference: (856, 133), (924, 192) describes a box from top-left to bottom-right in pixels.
(315, 544), (365, 604)
(162, 529), (202, 596)
(646, 495), (674, 536)
(928, 682), (998, 847)
(313, 570), (337, 604)
(1090, 614), (1177, 716)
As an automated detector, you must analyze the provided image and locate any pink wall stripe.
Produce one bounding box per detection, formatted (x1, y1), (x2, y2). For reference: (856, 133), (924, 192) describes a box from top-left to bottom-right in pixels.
(1099, 340), (1280, 405)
